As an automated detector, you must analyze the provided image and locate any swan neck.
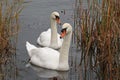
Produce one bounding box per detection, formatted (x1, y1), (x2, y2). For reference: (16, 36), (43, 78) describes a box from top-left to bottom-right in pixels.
(59, 31), (72, 68)
(50, 18), (58, 47)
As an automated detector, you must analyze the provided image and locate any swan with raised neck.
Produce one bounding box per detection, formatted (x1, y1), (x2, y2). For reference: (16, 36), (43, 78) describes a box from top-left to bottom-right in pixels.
(37, 11), (63, 49)
(50, 12), (60, 49)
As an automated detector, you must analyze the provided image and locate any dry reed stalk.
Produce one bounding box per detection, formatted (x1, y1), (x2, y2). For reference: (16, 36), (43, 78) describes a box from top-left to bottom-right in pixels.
(0, 0), (24, 53)
(74, 0), (120, 80)
(0, 0), (24, 79)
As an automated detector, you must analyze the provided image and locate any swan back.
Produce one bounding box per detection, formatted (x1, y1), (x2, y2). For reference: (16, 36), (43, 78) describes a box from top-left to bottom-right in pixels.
(37, 29), (51, 47)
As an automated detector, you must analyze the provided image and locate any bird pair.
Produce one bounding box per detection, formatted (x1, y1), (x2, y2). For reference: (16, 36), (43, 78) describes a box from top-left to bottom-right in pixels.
(26, 11), (72, 71)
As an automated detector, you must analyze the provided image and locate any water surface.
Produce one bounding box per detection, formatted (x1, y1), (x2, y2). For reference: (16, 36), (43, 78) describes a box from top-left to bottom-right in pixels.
(15, 0), (81, 80)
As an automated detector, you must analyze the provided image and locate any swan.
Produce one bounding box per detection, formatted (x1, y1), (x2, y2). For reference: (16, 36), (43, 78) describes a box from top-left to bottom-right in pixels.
(37, 11), (63, 49)
(26, 23), (72, 71)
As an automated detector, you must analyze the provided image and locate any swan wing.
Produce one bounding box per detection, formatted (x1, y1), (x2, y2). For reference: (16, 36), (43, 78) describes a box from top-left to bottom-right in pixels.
(30, 47), (60, 70)
(37, 29), (51, 47)
(37, 29), (63, 49)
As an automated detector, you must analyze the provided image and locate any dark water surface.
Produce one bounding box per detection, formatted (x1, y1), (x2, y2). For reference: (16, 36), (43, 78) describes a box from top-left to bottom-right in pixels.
(16, 0), (81, 80)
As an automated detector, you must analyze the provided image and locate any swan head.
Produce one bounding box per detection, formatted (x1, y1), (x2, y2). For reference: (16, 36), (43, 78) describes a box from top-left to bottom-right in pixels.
(51, 11), (60, 24)
(60, 23), (72, 38)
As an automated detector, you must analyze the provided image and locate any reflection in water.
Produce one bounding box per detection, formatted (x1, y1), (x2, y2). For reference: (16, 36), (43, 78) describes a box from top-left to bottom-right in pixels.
(28, 64), (68, 80)
(30, 64), (58, 78)
(0, 53), (16, 80)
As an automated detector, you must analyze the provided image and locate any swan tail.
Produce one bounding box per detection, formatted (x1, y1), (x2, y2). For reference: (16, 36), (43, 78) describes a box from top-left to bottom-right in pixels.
(37, 37), (41, 45)
(26, 41), (37, 53)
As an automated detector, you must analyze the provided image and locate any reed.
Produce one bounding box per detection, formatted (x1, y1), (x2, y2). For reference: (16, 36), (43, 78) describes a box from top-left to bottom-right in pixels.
(0, 0), (24, 79)
(0, 0), (24, 62)
(74, 0), (120, 80)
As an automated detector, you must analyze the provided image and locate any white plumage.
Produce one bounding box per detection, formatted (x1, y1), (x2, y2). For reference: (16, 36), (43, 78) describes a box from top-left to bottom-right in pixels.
(37, 29), (63, 49)
(26, 23), (72, 71)
(37, 12), (63, 49)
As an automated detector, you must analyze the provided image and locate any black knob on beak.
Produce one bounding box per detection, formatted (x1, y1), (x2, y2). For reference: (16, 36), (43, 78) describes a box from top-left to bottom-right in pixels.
(60, 36), (62, 39)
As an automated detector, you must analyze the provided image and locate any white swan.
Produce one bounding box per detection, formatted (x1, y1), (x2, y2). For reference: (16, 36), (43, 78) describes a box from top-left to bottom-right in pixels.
(37, 11), (63, 49)
(26, 23), (72, 71)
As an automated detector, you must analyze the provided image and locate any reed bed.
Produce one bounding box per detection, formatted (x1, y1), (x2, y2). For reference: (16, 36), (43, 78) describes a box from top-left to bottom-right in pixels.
(0, 0), (24, 79)
(0, 0), (24, 63)
(74, 0), (120, 80)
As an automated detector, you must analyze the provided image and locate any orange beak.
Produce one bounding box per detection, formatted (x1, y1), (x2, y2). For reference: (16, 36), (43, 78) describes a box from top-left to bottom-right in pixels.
(60, 30), (66, 39)
(56, 18), (61, 24)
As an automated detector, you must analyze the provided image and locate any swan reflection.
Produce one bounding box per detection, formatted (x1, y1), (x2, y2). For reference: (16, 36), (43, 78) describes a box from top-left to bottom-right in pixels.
(28, 64), (68, 79)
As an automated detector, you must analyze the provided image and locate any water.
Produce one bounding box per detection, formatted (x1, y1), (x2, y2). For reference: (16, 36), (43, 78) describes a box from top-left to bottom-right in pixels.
(15, 0), (83, 80)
